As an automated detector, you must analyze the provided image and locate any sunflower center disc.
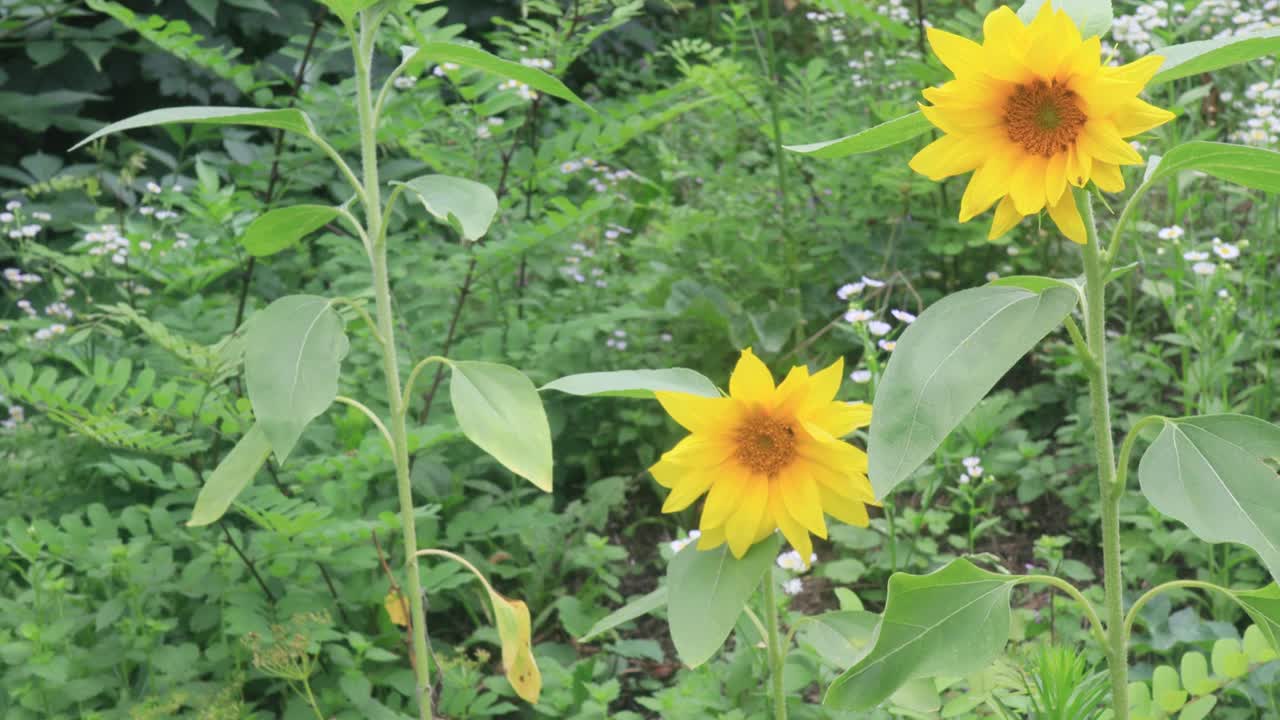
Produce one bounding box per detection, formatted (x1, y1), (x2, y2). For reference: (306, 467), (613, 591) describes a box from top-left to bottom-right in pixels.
(1003, 79), (1088, 157)
(735, 411), (797, 476)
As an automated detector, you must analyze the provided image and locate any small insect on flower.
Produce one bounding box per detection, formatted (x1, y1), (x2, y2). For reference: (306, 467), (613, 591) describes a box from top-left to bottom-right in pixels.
(909, 5), (1175, 244)
(649, 349), (877, 560)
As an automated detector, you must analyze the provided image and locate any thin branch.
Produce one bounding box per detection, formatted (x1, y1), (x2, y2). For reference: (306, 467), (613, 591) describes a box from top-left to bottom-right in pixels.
(220, 520), (277, 604)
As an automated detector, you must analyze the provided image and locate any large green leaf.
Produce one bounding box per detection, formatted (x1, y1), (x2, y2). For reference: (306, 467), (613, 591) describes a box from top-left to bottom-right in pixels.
(449, 361), (553, 492)
(187, 424), (272, 526)
(784, 112), (931, 159)
(799, 610), (879, 668)
(868, 283), (1079, 497)
(400, 42), (592, 113)
(666, 535), (780, 668)
(1137, 414), (1280, 583)
(580, 587), (667, 642)
(241, 205), (339, 258)
(825, 558), (1018, 710)
(393, 175), (498, 242)
(1233, 585), (1280, 655)
(244, 295), (349, 463)
(1150, 29), (1280, 86)
(317, 0), (380, 25)
(1143, 142), (1280, 194)
(1017, 0), (1113, 38)
(542, 369), (720, 399)
(71, 106), (315, 151)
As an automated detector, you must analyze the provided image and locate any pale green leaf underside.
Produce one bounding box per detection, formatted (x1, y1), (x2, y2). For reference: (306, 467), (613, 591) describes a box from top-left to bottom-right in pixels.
(868, 284), (1079, 498)
(241, 205), (339, 257)
(784, 112), (931, 159)
(449, 361), (553, 492)
(825, 558), (1017, 710)
(1150, 29), (1280, 86)
(1138, 414), (1280, 584)
(187, 423), (272, 526)
(542, 368), (720, 399)
(394, 175), (498, 242)
(666, 536), (780, 668)
(71, 106), (314, 151)
(1146, 142), (1280, 194)
(1017, 0), (1114, 39)
(244, 295), (348, 464)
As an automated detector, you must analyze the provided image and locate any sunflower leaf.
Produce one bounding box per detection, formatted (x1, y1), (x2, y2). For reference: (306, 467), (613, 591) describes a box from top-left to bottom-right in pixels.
(1137, 414), (1280, 584)
(666, 535), (780, 668)
(824, 558), (1019, 710)
(868, 283), (1079, 498)
(71, 106), (316, 151)
(1017, 0), (1113, 38)
(580, 587), (667, 642)
(784, 112), (932, 159)
(1149, 29), (1280, 86)
(449, 361), (553, 491)
(542, 369), (720, 399)
(393, 174), (498, 242)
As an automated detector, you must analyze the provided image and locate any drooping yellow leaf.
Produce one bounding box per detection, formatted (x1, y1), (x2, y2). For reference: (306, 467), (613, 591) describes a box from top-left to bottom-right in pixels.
(489, 591), (541, 704)
(385, 590), (409, 627)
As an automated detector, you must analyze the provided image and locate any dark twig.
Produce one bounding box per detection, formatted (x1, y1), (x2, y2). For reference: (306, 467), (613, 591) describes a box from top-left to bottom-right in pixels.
(220, 520), (277, 604)
(231, 11), (326, 332)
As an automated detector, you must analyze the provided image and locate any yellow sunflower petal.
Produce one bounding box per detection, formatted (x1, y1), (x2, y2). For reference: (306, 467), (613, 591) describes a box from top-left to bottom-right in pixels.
(655, 391), (735, 435)
(1066, 144), (1092, 187)
(988, 195), (1023, 240)
(781, 466), (827, 539)
(700, 473), (745, 529)
(1045, 151), (1069, 205)
(926, 26), (986, 78)
(909, 134), (990, 181)
(769, 481), (813, 565)
(660, 433), (735, 468)
(820, 485), (871, 527)
(724, 476), (768, 558)
(650, 458), (683, 489)
(1061, 37), (1103, 80)
(797, 356), (844, 412)
(1106, 54), (1165, 86)
(696, 524), (726, 550)
(1047, 192), (1087, 244)
(1010, 154), (1048, 215)
(1092, 161), (1125, 192)
(960, 150), (1018, 221)
(807, 457), (877, 504)
(1111, 97), (1176, 137)
(1079, 119), (1144, 166)
(729, 347), (774, 402)
(808, 401), (872, 438)
(661, 468), (718, 513)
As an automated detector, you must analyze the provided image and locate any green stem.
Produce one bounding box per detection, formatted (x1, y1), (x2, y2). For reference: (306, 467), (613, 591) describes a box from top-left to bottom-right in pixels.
(756, 0), (796, 289)
(1078, 188), (1128, 720)
(762, 575), (788, 720)
(1121, 579), (1228, 642)
(1113, 414), (1166, 502)
(353, 13), (432, 720)
(1020, 574), (1107, 648)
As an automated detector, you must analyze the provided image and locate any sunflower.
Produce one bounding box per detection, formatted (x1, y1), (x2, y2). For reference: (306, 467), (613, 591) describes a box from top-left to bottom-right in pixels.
(909, 5), (1175, 243)
(650, 349), (877, 564)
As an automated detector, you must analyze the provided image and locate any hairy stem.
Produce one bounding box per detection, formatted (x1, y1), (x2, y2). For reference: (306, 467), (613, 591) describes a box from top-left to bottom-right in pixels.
(762, 576), (788, 720)
(352, 14), (432, 720)
(1079, 188), (1127, 719)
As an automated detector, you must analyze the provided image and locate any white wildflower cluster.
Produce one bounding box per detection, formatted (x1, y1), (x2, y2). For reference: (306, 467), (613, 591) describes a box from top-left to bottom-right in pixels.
(43, 300), (74, 320)
(5, 203), (45, 239)
(1157, 225), (1185, 241)
(520, 57), (553, 71)
(15, 299), (35, 317)
(2, 404), (25, 431)
(431, 62), (460, 78)
(1233, 80), (1280, 146)
(1113, 0), (1280, 57)
(605, 328), (627, 351)
(840, 276), (905, 351)
(559, 156), (635, 193)
(1182, 237), (1242, 276)
(33, 323), (68, 342)
(393, 75), (418, 89)
(777, 549), (817, 572)
(960, 456), (984, 485)
(668, 528), (701, 553)
(475, 116), (505, 140)
(3, 267), (42, 291)
(874, 0), (912, 24)
(119, 279), (152, 297)
(783, 578), (805, 596)
(499, 78), (538, 101)
(83, 224), (130, 265)
(562, 224), (630, 287)
(849, 369), (872, 384)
